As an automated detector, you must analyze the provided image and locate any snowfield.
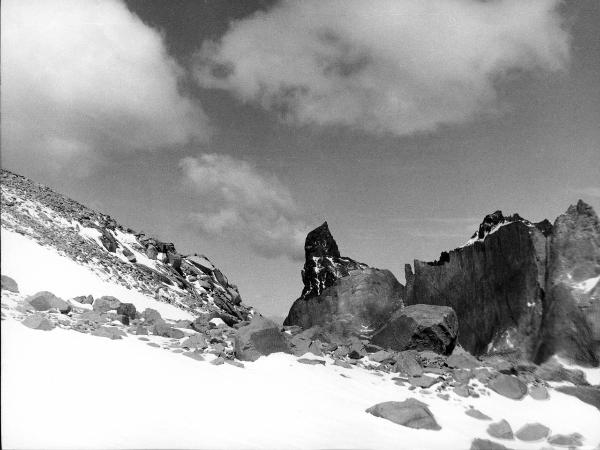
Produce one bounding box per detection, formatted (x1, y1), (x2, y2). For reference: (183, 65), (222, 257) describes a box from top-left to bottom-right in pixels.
(2, 319), (600, 450)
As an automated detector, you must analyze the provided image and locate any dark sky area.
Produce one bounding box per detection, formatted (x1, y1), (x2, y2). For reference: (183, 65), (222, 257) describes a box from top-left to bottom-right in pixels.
(2, 0), (599, 317)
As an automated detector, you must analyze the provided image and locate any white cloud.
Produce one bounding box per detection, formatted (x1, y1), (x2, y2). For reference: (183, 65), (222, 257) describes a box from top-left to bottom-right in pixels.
(1, 0), (209, 174)
(180, 154), (307, 260)
(195, 0), (570, 136)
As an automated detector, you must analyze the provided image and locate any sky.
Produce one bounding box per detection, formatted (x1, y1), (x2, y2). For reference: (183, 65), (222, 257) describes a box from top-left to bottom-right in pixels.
(2, 0), (599, 318)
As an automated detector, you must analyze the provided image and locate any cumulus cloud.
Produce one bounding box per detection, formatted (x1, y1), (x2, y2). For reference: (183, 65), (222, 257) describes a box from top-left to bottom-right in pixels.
(1, 0), (209, 174)
(195, 0), (570, 136)
(180, 154), (307, 260)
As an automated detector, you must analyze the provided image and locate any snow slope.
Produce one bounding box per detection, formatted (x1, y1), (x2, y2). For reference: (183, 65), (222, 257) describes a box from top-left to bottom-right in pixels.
(2, 320), (599, 450)
(1, 228), (193, 320)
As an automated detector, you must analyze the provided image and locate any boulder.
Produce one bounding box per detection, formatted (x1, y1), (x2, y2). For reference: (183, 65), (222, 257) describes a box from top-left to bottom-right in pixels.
(116, 303), (137, 320)
(470, 439), (511, 450)
(547, 433), (583, 447)
(26, 291), (71, 314)
(371, 304), (458, 355)
(98, 228), (117, 252)
(234, 316), (291, 361)
(1, 274), (19, 293)
(182, 333), (208, 350)
(92, 296), (122, 313)
(122, 246), (136, 263)
(146, 244), (158, 260)
(73, 295), (94, 305)
(409, 375), (439, 388)
(447, 349), (480, 369)
(366, 399), (441, 430)
(22, 314), (54, 331)
(535, 359), (588, 385)
(487, 419), (514, 440)
(514, 423), (550, 441)
(528, 384), (549, 400)
(92, 326), (127, 340)
(487, 374), (528, 400)
(394, 351), (423, 377)
(465, 408), (491, 420)
(142, 308), (163, 325)
(152, 322), (185, 339)
(297, 358), (326, 365)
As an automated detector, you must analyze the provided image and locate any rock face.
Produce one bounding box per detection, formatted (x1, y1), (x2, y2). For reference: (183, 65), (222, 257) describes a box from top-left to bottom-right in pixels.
(234, 316), (291, 361)
(284, 222), (404, 333)
(366, 399), (441, 430)
(405, 202), (600, 365)
(371, 304), (458, 355)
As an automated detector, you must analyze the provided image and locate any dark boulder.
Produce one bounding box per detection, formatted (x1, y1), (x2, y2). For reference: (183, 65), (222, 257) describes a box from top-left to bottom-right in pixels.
(93, 296), (122, 313)
(26, 291), (71, 314)
(366, 399), (441, 430)
(98, 228), (117, 252)
(234, 316), (291, 361)
(122, 246), (136, 263)
(555, 386), (600, 411)
(116, 303), (137, 320)
(487, 374), (528, 400)
(371, 304), (458, 355)
(1, 275), (19, 293)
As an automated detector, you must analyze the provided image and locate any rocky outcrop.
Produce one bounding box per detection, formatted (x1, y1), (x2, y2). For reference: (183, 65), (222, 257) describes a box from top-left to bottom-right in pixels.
(284, 222), (403, 333)
(370, 304), (458, 355)
(405, 202), (600, 365)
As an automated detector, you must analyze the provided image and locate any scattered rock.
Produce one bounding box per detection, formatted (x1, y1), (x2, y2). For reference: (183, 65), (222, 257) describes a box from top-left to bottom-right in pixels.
(73, 295), (94, 305)
(535, 359), (588, 385)
(447, 350), (480, 369)
(409, 375), (439, 389)
(142, 308), (163, 325)
(135, 325), (148, 335)
(465, 408), (492, 420)
(211, 357), (225, 365)
(152, 322), (185, 339)
(487, 374), (528, 400)
(333, 359), (353, 369)
(371, 304), (458, 355)
(225, 359), (245, 368)
(394, 351), (423, 377)
(233, 316), (291, 362)
(366, 399), (441, 430)
(1, 275), (19, 293)
(116, 303), (137, 320)
(487, 420), (514, 440)
(92, 296), (122, 313)
(21, 314), (54, 331)
(298, 358), (326, 366)
(470, 438), (511, 450)
(529, 384), (549, 400)
(547, 433), (583, 447)
(92, 326), (126, 340)
(26, 291), (70, 313)
(184, 351), (205, 362)
(370, 350), (394, 363)
(515, 423), (551, 441)
(182, 333), (207, 350)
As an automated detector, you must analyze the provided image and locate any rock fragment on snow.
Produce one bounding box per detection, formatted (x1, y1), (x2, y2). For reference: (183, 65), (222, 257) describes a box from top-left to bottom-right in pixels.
(22, 314), (54, 331)
(515, 423), (550, 441)
(487, 419), (514, 440)
(366, 399), (441, 430)
(487, 374), (527, 400)
(1, 274), (19, 293)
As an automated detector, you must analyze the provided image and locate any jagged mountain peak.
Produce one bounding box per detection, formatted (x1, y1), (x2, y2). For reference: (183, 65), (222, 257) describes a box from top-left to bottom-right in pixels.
(304, 221), (340, 259)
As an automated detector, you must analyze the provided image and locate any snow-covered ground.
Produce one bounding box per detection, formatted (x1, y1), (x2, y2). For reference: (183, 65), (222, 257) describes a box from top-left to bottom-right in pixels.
(2, 319), (599, 450)
(1, 228), (193, 320)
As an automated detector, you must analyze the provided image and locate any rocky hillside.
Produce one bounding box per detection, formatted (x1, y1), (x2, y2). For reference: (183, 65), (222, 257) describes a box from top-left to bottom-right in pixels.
(405, 203), (600, 366)
(0, 169), (251, 325)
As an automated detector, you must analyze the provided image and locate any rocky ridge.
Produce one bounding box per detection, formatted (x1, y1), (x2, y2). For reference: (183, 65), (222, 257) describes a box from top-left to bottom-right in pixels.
(0, 169), (251, 325)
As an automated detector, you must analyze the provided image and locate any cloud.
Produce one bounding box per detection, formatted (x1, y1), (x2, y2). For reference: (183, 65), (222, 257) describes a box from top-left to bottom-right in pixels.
(180, 154), (307, 260)
(195, 0), (570, 136)
(1, 0), (209, 174)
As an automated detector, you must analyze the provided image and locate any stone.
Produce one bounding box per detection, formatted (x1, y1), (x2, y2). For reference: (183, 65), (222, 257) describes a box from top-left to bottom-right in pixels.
(394, 351), (423, 377)
(535, 359), (588, 385)
(453, 385), (471, 398)
(92, 296), (122, 313)
(116, 303), (137, 320)
(555, 386), (600, 411)
(233, 316), (291, 362)
(371, 304), (458, 355)
(298, 358), (326, 365)
(487, 374), (528, 400)
(465, 408), (492, 420)
(515, 423), (550, 441)
(135, 325), (148, 335)
(146, 244), (158, 260)
(447, 350), (480, 369)
(26, 291), (70, 313)
(1, 274), (19, 293)
(370, 350), (394, 363)
(333, 359), (353, 369)
(211, 357), (225, 365)
(225, 359), (245, 368)
(142, 308), (163, 324)
(366, 399), (441, 430)
(73, 295), (94, 305)
(122, 246), (136, 263)
(487, 419), (514, 440)
(453, 369), (473, 384)
(92, 326), (126, 340)
(547, 433), (583, 447)
(184, 351), (205, 362)
(470, 438), (511, 450)
(409, 375), (439, 389)
(152, 322), (185, 339)
(22, 314), (54, 331)
(528, 384), (549, 400)
(182, 333), (207, 350)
